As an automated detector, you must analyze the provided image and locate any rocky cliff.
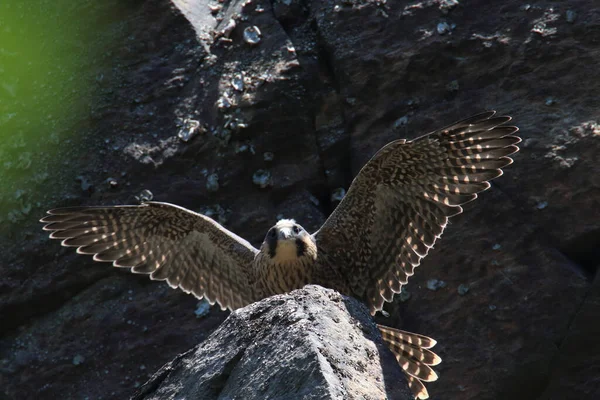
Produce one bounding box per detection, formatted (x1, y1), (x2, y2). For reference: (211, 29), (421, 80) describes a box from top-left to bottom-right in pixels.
(1, 1), (599, 399)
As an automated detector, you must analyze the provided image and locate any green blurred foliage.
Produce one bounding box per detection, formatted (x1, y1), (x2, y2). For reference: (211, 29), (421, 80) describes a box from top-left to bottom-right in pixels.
(0, 2), (103, 230)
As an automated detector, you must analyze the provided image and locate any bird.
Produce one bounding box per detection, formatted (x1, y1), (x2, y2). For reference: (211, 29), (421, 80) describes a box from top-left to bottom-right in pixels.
(40, 111), (520, 399)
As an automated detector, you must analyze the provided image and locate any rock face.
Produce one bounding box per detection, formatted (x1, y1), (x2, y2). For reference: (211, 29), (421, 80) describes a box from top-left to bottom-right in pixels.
(1, 0), (600, 400)
(132, 285), (413, 400)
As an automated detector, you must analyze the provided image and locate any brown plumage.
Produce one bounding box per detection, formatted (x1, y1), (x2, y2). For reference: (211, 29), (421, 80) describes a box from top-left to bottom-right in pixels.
(41, 111), (520, 399)
(378, 325), (441, 399)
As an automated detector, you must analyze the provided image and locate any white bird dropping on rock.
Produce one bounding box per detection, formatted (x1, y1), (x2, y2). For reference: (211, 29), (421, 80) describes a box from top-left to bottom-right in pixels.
(194, 300), (210, 318)
(221, 19), (236, 38)
(437, 22), (451, 35)
(231, 72), (244, 91)
(72, 355), (85, 365)
(206, 173), (220, 192)
(331, 188), (346, 203)
(136, 189), (153, 203)
(243, 26), (262, 45)
(263, 151), (274, 162)
(457, 284), (470, 296)
(426, 279), (447, 291)
(252, 169), (272, 188)
(178, 119), (202, 142)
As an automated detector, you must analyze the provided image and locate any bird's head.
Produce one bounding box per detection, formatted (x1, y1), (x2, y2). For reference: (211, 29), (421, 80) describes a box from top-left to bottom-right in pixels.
(262, 219), (316, 263)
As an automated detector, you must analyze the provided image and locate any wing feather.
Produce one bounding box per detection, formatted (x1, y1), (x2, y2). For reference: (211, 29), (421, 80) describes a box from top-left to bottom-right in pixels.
(41, 202), (259, 311)
(314, 111), (519, 314)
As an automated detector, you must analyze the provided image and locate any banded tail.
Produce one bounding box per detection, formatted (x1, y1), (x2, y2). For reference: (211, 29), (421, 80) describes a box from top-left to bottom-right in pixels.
(377, 324), (442, 399)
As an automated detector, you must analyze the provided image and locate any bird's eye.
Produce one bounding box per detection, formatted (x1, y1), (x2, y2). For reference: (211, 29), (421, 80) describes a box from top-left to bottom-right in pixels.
(293, 225), (300, 234)
(268, 228), (277, 238)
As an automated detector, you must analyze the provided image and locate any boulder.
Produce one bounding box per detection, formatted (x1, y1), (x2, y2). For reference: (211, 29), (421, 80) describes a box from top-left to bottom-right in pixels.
(132, 285), (413, 400)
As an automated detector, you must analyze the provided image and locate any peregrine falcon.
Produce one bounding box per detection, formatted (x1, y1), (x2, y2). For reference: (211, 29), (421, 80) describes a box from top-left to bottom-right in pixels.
(41, 111), (520, 399)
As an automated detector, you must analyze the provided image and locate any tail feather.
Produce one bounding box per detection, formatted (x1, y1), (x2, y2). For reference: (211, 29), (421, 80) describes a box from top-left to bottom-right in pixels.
(389, 339), (442, 366)
(377, 324), (441, 399)
(397, 352), (438, 382)
(379, 324), (437, 349)
(406, 375), (429, 400)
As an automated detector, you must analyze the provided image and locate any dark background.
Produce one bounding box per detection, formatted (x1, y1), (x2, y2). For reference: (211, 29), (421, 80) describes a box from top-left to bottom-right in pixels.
(1, 0), (599, 399)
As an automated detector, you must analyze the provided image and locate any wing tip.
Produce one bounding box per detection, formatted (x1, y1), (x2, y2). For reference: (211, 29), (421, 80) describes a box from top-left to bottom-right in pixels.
(62, 238), (79, 248)
(45, 207), (83, 216)
(427, 371), (439, 383)
(43, 224), (56, 232)
(479, 110), (497, 119)
(48, 230), (65, 239)
(75, 246), (95, 255)
(447, 204), (463, 217)
(430, 353), (443, 366)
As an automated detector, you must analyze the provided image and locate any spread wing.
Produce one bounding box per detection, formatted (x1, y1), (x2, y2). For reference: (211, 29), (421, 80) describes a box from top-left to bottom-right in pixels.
(41, 201), (259, 311)
(314, 111), (520, 314)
